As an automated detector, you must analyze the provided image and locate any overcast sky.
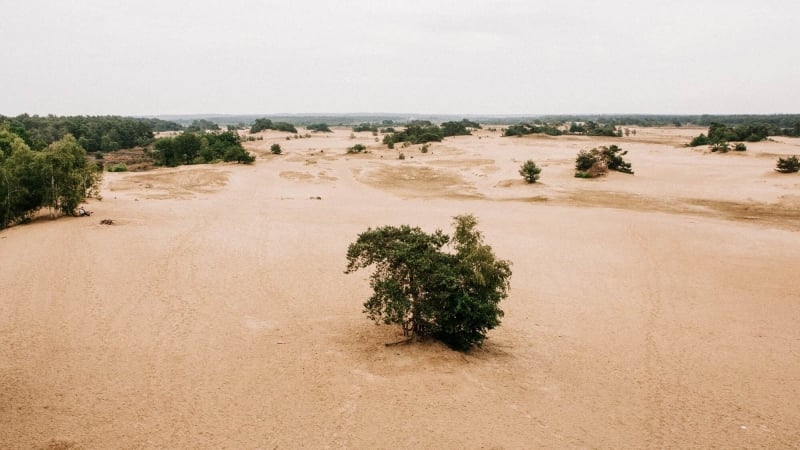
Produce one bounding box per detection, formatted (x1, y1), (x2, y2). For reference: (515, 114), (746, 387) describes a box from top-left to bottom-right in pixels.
(2, 0), (798, 116)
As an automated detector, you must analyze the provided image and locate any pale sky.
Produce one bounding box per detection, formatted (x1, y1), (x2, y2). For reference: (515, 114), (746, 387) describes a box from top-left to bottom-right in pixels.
(2, 0), (798, 116)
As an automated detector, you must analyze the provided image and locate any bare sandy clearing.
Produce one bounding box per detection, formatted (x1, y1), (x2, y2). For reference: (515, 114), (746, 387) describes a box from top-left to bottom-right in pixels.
(1, 127), (799, 448)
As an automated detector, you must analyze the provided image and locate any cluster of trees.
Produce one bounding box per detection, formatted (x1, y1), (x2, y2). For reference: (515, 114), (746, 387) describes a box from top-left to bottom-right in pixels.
(346, 214), (512, 351)
(575, 145), (633, 178)
(151, 131), (254, 167)
(382, 119), (480, 148)
(1, 130), (101, 228)
(185, 119), (220, 132)
(503, 121), (621, 138)
(689, 122), (769, 147)
(249, 118), (298, 134)
(307, 123), (332, 132)
(0, 114), (181, 152)
(504, 122), (563, 137)
(569, 121), (621, 137)
(353, 123), (379, 133)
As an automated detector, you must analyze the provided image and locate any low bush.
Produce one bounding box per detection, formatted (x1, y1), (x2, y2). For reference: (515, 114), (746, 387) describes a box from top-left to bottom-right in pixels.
(574, 145), (633, 178)
(270, 143), (282, 155)
(347, 144), (367, 154)
(775, 155), (800, 173)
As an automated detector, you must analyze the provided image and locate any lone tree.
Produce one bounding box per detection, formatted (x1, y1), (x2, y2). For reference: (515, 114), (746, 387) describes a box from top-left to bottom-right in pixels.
(345, 214), (512, 351)
(519, 160), (542, 183)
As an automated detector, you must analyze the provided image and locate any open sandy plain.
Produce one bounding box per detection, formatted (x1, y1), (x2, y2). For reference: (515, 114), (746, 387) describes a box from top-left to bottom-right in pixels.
(1, 126), (799, 448)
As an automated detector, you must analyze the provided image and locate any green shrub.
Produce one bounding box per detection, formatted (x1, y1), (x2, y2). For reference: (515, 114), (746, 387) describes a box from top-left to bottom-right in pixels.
(270, 143), (282, 155)
(347, 144), (367, 154)
(107, 163), (128, 172)
(574, 145), (632, 178)
(710, 142), (730, 153)
(689, 134), (710, 147)
(307, 123), (332, 132)
(776, 155), (800, 173)
(519, 160), (542, 183)
(734, 142), (747, 151)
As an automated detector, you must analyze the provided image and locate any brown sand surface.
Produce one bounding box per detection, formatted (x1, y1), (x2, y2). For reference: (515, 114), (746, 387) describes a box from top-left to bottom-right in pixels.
(2, 127), (799, 448)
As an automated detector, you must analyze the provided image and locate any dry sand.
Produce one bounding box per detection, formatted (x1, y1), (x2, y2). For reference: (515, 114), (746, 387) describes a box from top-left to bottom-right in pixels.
(1, 127), (799, 448)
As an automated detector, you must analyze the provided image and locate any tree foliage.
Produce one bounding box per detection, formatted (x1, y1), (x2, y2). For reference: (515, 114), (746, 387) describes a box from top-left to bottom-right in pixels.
(505, 122), (563, 137)
(0, 114), (180, 152)
(307, 123), (332, 132)
(185, 119), (220, 133)
(1, 130), (101, 228)
(249, 118), (297, 134)
(382, 119), (479, 147)
(689, 122), (770, 146)
(345, 215), (512, 351)
(152, 131), (254, 167)
(575, 145), (633, 178)
(775, 155), (800, 173)
(519, 160), (542, 183)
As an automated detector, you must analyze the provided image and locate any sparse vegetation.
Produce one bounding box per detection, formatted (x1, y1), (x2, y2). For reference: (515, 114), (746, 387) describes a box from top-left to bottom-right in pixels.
(775, 155), (800, 173)
(345, 214), (512, 351)
(574, 145), (633, 178)
(270, 144), (282, 155)
(519, 160), (542, 183)
(107, 163), (128, 172)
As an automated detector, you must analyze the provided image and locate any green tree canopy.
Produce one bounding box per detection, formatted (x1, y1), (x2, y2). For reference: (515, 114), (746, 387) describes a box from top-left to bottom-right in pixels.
(345, 214), (512, 351)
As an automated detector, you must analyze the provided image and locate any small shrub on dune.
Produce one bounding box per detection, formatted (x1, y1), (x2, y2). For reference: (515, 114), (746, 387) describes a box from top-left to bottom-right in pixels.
(270, 143), (282, 155)
(734, 142), (747, 151)
(775, 155), (800, 173)
(519, 160), (542, 183)
(347, 144), (367, 154)
(574, 145), (632, 178)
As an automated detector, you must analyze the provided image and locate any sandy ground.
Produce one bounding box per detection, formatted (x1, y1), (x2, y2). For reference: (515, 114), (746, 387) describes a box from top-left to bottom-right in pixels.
(1, 127), (799, 449)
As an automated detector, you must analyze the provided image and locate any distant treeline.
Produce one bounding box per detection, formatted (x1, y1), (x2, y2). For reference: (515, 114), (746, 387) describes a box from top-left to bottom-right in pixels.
(154, 113), (800, 131)
(0, 115), (183, 152)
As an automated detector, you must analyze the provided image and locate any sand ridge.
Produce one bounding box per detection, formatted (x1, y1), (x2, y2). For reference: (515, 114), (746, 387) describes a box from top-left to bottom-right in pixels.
(1, 127), (799, 448)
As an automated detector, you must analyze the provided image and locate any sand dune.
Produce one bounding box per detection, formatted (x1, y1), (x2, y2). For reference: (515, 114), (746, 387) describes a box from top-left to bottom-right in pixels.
(1, 127), (799, 448)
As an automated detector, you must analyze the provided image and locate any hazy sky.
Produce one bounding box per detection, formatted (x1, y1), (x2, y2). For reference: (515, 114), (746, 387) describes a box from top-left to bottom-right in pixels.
(2, 0), (798, 116)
